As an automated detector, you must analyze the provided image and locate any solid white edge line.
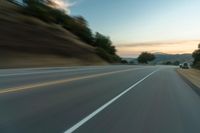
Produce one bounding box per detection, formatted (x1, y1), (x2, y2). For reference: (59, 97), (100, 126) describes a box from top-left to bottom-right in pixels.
(0, 66), (144, 77)
(64, 69), (158, 133)
(0, 67), (108, 77)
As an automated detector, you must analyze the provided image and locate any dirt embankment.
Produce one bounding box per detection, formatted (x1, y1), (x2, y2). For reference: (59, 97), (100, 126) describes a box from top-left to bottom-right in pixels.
(177, 68), (200, 93)
(0, 0), (107, 68)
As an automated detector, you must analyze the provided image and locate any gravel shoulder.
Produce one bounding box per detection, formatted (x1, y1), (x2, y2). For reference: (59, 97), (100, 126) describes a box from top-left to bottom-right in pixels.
(177, 68), (200, 94)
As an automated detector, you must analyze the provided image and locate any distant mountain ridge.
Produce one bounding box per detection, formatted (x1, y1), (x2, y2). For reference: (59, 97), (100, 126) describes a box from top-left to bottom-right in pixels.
(152, 53), (193, 64)
(122, 53), (193, 64)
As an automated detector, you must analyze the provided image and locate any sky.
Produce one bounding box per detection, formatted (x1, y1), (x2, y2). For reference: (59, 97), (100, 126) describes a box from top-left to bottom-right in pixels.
(29, 0), (200, 57)
(67, 0), (200, 57)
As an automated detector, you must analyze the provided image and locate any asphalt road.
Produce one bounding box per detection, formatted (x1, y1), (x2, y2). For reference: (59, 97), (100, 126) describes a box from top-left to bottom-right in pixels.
(0, 65), (200, 133)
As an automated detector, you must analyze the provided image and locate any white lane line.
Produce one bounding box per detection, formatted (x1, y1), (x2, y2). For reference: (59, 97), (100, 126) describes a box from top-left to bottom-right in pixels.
(0, 66), (144, 77)
(64, 69), (158, 133)
(0, 68), (146, 94)
(0, 67), (111, 77)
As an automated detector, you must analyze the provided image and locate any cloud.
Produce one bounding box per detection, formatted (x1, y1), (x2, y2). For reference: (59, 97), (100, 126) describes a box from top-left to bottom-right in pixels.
(116, 40), (200, 48)
(49, 0), (77, 13)
(116, 40), (200, 57)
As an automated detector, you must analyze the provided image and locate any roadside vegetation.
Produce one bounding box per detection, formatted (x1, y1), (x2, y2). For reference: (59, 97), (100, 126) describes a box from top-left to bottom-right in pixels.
(192, 44), (200, 69)
(162, 61), (180, 66)
(177, 44), (200, 91)
(17, 0), (120, 63)
(137, 52), (155, 64)
(177, 68), (200, 90)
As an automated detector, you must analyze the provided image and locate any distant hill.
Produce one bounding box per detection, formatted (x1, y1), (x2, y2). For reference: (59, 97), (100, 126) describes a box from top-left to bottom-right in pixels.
(122, 53), (193, 65)
(152, 53), (193, 64)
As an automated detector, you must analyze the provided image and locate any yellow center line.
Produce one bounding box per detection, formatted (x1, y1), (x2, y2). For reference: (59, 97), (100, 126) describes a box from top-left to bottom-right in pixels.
(0, 68), (145, 94)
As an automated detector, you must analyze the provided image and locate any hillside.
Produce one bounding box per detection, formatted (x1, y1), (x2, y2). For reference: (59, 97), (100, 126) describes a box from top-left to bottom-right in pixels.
(152, 53), (193, 64)
(0, 0), (107, 68)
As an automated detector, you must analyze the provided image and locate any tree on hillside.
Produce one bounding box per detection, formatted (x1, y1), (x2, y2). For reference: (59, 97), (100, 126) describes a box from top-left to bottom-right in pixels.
(192, 44), (200, 67)
(93, 32), (121, 62)
(66, 17), (94, 45)
(94, 32), (116, 55)
(137, 52), (155, 64)
(21, 0), (120, 63)
(22, 0), (62, 22)
(73, 16), (88, 27)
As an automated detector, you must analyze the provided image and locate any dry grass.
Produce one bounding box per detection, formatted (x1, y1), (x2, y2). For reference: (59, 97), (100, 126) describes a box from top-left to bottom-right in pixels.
(0, 50), (107, 68)
(0, 0), (107, 68)
(177, 69), (200, 88)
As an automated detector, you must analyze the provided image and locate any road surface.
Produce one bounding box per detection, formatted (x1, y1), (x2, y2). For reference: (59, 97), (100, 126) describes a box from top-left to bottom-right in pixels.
(0, 65), (200, 133)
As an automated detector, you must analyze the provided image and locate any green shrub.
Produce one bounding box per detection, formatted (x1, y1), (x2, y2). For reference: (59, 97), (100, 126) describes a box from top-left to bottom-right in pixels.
(94, 32), (116, 55)
(193, 49), (200, 66)
(63, 16), (94, 45)
(23, 1), (55, 22)
(192, 61), (200, 69)
(96, 48), (121, 63)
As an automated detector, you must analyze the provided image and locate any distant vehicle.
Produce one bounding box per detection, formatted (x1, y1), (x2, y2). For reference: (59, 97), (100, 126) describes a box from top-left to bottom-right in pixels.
(180, 63), (189, 69)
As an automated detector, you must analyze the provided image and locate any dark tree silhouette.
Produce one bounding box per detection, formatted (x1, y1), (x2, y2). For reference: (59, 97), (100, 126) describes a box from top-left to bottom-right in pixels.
(192, 45), (200, 66)
(121, 60), (128, 64)
(94, 32), (116, 55)
(137, 52), (155, 64)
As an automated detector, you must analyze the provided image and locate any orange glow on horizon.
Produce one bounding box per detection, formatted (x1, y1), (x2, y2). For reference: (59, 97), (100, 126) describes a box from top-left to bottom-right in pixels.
(116, 40), (199, 57)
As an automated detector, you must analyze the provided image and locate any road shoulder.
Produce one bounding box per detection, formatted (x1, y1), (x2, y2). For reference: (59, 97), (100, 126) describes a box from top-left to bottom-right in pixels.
(177, 68), (200, 95)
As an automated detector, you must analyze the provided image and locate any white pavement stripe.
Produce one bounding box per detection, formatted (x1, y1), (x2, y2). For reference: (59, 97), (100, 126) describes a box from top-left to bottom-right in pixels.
(64, 69), (158, 133)
(0, 67), (109, 77)
(0, 68), (146, 94)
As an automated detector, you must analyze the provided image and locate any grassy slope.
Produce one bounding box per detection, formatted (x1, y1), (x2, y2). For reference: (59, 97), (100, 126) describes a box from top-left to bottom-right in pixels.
(0, 0), (107, 68)
(177, 69), (200, 89)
